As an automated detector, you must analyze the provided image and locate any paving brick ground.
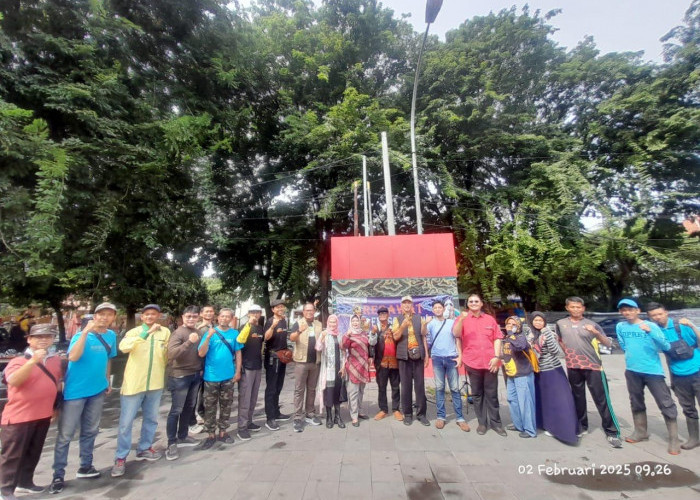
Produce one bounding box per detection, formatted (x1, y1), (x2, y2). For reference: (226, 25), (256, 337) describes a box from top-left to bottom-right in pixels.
(22, 353), (700, 499)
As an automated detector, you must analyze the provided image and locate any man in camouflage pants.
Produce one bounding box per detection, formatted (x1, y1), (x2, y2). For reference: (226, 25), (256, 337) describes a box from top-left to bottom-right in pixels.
(197, 309), (242, 449)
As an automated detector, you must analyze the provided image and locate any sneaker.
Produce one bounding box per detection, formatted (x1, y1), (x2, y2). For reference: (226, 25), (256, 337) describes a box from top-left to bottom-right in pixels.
(544, 430), (553, 437)
(135, 448), (162, 461)
(607, 435), (623, 449)
(76, 465), (101, 478)
(15, 484), (45, 494)
(165, 443), (179, 461)
(111, 459), (126, 477)
(177, 436), (200, 447)
(519, 431), (533, 438)
(200, 436), (216, 450)
(275, 412), (292, 422)
(435, 419), (445, 429)
(403, 416), (413, 426)
(393, 411), (404, 422)
(457, 421), (471, 432)
(237, 428), (252, 441)
(294, 419), (304, 433)
(265, 419), (280, 431)
(189, 423), (204, 434)
(577, 428), (589, 437)
(248, 422), (262, 432)
(305, 416), (322, 426)
(374, 411), (388, 421)
(48, 477), (64, 495)
(418, 415), (430, 426)
(218, 433), (234, 444)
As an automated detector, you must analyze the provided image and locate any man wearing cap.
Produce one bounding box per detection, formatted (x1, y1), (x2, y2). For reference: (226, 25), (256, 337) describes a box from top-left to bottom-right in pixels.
(369, 306), (402, 421)
(647, 302), (700, 450)
(49, 303), (118, 494)
(290, 302), (322, 432)
(616, 298), (680, 454)
(111, 305), (170, 478)
(392, 296), (429, 426)
(263, 299), (291, 430)
(1, 324), (62, 499)
(236, 304), (265, 440)
(164, 306), (203, 461)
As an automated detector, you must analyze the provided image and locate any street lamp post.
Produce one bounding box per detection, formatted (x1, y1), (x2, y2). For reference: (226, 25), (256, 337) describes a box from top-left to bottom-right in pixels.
(410, 0), (443, 235)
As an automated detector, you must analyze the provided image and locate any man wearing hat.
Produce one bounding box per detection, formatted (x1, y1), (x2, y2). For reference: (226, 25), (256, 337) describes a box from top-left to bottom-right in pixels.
(392, 296), (429, 426)
(236, 304), (265, 441)
(370, 306), (402, 421)
(616, 298), (680, 454)
(263, 298), (292, 430)
(111, 305), (170, 478)
(49, 302), (118, 494)
(1, 324), (62, 499)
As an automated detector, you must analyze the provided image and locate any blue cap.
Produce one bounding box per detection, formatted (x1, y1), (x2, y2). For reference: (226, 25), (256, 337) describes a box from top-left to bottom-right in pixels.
(617, 298), (639, 309)
(142, 304), (161, 313)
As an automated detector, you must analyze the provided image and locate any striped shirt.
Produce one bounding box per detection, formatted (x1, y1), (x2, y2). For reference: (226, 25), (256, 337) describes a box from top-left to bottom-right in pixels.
(536, 326), (565, 372)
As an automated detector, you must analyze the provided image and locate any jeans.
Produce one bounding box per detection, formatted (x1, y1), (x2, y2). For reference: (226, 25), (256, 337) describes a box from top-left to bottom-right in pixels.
(52, 391), (106, 479)
(166, 373), (201, 445)
(506, 373), (537, 437)
(432, 356), (464, 421)
(116, 389), (163, 459)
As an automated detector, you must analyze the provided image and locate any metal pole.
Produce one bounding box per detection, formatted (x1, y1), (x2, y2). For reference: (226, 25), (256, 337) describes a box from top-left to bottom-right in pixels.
(381, 131), (396, 236)
(353, 181), (359, 237)
(410, 24), (431, 235)
(362, 156), (369, 236)
(367, 181), (373, 236)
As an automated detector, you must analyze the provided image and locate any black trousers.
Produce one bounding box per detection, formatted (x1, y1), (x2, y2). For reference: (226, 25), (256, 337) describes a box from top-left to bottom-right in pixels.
(376, 365), (400, 413)
(465, 366), (501, 428)
(399, 359), (426, 417)
(625, 370), (678, 420)
(264, 356), (287, 420)
(0, 418), (51, 495)
(568, 368), (620, 436)
(671, 371), (700, 419)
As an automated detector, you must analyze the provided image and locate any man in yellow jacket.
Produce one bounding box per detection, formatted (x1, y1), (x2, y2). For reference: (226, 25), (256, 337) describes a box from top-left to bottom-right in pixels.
(111, 304), (170, 478)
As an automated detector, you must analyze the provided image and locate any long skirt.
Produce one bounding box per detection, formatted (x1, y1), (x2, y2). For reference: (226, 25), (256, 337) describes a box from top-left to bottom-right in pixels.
(535, 367), (579, 444)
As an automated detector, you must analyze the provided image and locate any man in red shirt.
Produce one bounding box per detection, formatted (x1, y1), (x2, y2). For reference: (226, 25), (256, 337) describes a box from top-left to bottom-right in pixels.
(1, 324), (63, 499)
(452, 294), (506, 436)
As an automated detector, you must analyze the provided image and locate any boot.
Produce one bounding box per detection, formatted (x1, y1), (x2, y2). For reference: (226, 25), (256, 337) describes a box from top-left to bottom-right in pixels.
(665, 416), (681, 455)
(681, 417), (699, 450)
(334, 405), (345, 429)
(625, 412), (649, 443)
(326, 407), (334, 429)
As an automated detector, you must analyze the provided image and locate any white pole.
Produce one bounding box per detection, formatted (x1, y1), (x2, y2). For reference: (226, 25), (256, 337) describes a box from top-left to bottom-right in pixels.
(362, 155), (369, 236)
(381, 132), (396, 236)
(367, 181), (373, 236)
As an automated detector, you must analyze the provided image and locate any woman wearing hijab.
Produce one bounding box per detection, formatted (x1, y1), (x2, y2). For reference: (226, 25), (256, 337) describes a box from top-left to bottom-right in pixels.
(502, 316), (537, 438)
(315, 315), (345, 429)
(529, 311), (579, 444)
(342, 315), (370, 427)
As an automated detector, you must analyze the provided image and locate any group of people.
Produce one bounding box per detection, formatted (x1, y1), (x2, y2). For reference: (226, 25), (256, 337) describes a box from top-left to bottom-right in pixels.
(1, 295), (698, 500)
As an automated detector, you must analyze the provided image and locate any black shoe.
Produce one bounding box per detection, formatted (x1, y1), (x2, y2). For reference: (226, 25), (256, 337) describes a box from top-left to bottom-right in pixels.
(519, 431), (533, 438)
(404, 416), (413, 426)
(293, 419), (304, 433)
(506, 424), (518, 431)
(16, 484), (45, 494)
(334, 408), (345, 429)
(358, 414), (369, 420)
(48, 477), (64, 495)
(248, 422), (262, 432)
(352, 420), (360, 427)
(326, 408), (334, 429)
(476, 425), (487, 435)
(493, 427), (507, 437)
(418, 415), (430, 426)
(265, 419), (280, 431)
(275, 412), (292, 422)
(217, 433), (234, 444)
(76, 465), (101, 478)
(200, 437), (216, 450)
(237, 429), (252, 441)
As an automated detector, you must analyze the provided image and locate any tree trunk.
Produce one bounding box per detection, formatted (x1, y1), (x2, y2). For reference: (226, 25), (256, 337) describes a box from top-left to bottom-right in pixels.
(50, 297), (67, 344)
(126, 305), (137, 330)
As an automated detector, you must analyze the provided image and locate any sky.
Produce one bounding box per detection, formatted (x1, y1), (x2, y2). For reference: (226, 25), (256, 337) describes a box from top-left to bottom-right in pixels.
(380, 0), (692, 62)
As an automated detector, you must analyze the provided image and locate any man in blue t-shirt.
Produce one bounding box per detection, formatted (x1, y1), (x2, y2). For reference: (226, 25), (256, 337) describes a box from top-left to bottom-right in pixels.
(616, 298), (680, 455)
(647, 302), (700, 451)
(197, 308), (242, 449)
(423, 300), (469, 432)
(49, 302), (118, 495)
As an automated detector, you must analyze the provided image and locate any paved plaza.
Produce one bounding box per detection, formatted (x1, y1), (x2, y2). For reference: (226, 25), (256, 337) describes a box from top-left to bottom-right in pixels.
(21, 353), (700, 500)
